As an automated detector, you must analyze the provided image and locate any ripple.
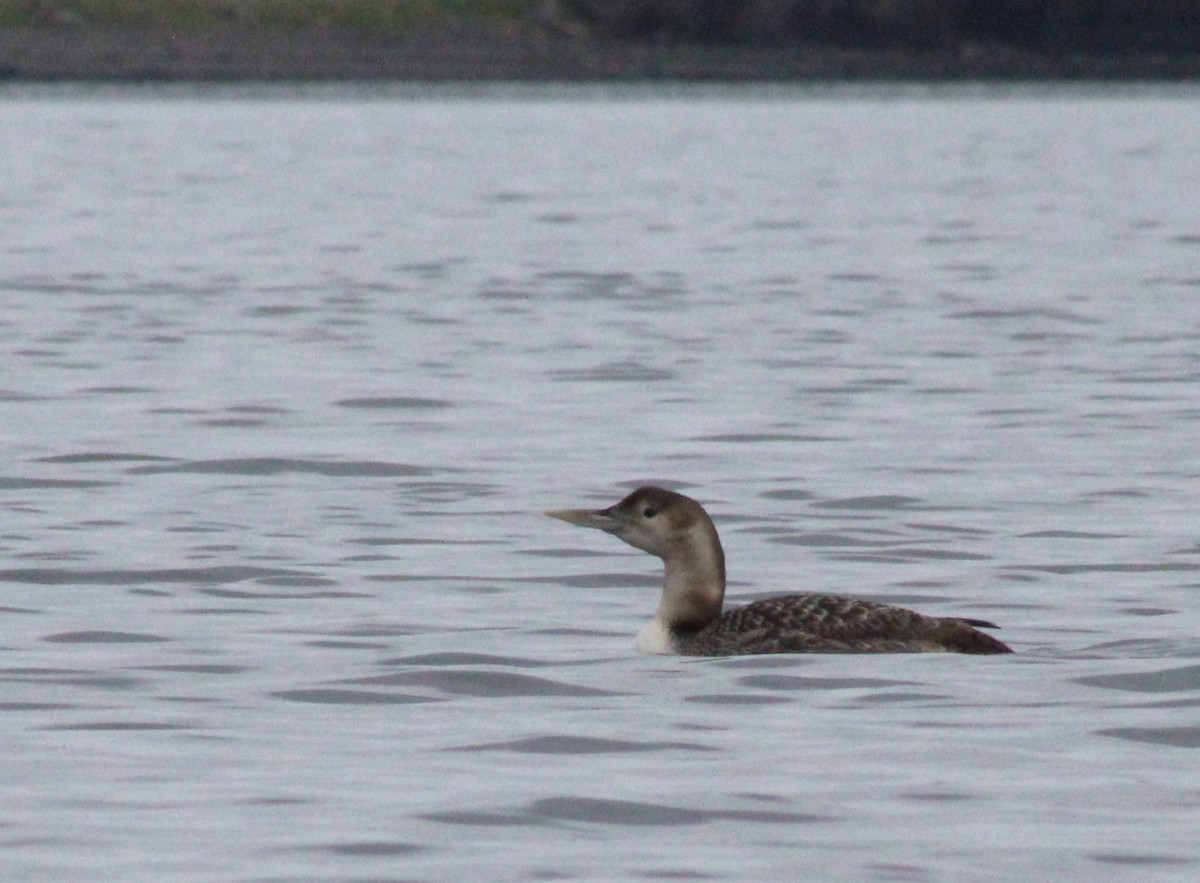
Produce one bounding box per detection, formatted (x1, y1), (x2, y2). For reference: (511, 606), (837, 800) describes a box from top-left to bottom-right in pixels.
(39, 455), (175, 470)
(272, 689), (439, 705)
(814, 495), (926, 511)
(1019, 530), (1127, 539)
(305, 841), (426, 857)
(759, 489), (818, 501)
(198, 586), (366, 600)
(769, 532), (901, 547)
(852, 691), (953, 705)
(1095, 726), (1200, 748)
(685, 693), (791, 706)
(419, 810), (534, 827)
(452, 736), (716, 754)
(380, 653), (555, 668)
(0, 477), (114, 489)
(352, 670), (622, 698)
(1074, 664), (1200, 692)
(0, 667), (144, 690)
(857, 548), (991, 561)
(549, 362), (675, 382)
(41, 721), (197, 731)
(1010, 562), (1200, 575)
(690, 433), (837, 443)
(524, 796), (825, 827)
(1072, 639), (1195, 659)
(949, 307), (1101, 325)
(738, 675), (921, 691)
(126, 457), (432, 477)
(537, 572), (656, 589)
(334, 396), (451, 409)
(0, 566), (311, 585)
(44, 631), (168, 644)
(530, 796), (708, 826)
(904, 522), (992, 536)
(1090, 852), (1193, 866)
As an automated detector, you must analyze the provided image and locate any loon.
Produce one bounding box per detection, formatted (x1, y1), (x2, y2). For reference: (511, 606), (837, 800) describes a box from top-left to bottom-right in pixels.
(546, 486), (1013, 656)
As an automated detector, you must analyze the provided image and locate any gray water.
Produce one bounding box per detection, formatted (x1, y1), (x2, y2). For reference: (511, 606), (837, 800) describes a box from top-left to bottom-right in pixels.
(2, 83), (1200, 882)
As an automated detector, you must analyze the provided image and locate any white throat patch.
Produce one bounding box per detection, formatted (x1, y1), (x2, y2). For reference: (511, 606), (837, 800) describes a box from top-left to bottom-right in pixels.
(636, 618), (677, 655)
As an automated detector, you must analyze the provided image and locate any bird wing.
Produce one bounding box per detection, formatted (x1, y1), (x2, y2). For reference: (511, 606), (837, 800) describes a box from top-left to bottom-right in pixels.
(681, 594), (1010, 655)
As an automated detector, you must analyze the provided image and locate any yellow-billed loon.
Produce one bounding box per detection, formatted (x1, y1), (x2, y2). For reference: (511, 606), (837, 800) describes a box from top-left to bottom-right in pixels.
(547, 486), (1013, 656)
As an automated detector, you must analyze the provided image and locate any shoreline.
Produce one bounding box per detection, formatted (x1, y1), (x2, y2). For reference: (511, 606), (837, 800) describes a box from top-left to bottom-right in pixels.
(2, 25), (1199, 83)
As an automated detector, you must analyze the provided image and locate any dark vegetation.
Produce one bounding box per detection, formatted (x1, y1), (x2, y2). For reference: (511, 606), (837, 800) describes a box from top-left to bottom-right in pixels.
(551, 1), (1200, 54)
(1, 1), (1197, 80)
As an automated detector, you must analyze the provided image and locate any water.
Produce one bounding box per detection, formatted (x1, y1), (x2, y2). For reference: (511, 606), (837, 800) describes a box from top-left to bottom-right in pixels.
(2, 83), (1200, 882)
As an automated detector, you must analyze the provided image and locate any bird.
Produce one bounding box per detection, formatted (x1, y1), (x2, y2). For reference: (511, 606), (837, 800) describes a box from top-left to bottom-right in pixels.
(546, 486), (1012, 656)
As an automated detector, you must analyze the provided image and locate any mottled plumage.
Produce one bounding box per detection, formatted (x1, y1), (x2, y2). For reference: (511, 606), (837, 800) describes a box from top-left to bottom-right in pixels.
(547, 486), (1012, 657)
(675, 594), (1010, 656)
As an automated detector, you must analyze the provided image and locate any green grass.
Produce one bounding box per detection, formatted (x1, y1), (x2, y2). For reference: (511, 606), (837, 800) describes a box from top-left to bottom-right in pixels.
(0, 0), (531, 29)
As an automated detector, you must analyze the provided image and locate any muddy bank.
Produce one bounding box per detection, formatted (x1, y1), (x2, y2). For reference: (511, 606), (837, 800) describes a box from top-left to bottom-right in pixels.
(1, 24), (1198, 82)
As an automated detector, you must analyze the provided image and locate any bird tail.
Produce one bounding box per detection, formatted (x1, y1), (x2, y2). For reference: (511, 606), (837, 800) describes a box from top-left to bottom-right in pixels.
(945, 619), (1014, 654)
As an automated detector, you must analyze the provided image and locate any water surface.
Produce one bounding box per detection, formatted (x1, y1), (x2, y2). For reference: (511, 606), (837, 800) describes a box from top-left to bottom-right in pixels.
(2, 83), (1200, 882)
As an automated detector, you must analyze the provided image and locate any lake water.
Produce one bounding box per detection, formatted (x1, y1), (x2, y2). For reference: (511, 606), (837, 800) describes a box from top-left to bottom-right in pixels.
(2, 82), (1200, 882)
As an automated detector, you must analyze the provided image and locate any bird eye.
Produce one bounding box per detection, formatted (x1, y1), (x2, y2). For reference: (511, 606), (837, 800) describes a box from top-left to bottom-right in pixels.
(642, 507), (657, 519)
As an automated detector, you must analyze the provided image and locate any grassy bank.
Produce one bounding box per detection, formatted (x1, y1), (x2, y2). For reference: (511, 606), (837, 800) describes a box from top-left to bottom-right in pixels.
(0, 0), (526, 29)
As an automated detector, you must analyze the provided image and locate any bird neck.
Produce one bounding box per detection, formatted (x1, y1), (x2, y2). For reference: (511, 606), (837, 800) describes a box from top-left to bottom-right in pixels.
(655, 522), (726, 634)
